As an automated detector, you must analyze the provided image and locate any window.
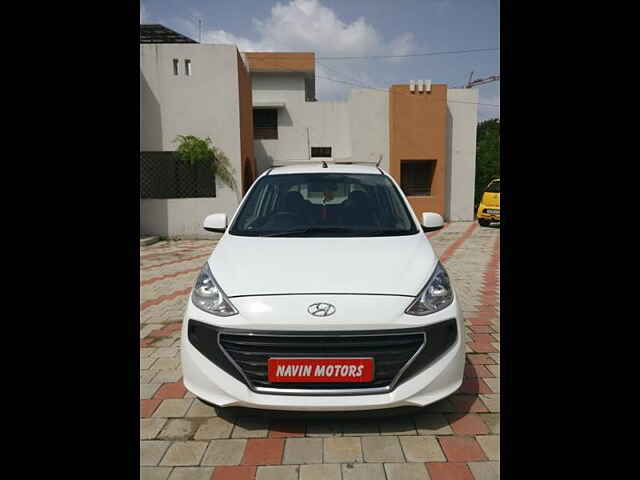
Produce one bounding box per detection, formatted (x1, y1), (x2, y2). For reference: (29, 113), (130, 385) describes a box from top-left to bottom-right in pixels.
(172, 59), (179, 75)
(311, 147), (332, 158)
(485, 180), (500, 193)
(400, 160), (436, 196)
(185, 59), (191, 76)
(229, 173), (419, 237)
(253, 109), (278, 139)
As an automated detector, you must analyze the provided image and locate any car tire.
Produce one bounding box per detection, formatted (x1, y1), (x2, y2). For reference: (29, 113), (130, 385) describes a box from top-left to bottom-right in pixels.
(478, 218), (489, 227)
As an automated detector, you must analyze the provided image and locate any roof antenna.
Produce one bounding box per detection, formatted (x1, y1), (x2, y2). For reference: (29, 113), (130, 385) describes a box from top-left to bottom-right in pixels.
(376, 154), (382, 167)
(321, 160), (328, 168)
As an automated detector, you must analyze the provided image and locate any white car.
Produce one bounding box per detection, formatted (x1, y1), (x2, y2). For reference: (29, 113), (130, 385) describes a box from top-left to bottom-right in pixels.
(181, 163), (465, 411)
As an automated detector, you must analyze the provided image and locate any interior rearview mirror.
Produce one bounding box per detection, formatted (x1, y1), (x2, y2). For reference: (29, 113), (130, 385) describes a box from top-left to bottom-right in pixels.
(421, 212), (444, 232)
(203, 213), (227, 233)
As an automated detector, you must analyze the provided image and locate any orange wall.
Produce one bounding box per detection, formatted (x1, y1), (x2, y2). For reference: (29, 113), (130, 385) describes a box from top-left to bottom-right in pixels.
(389, 84), (448, 218)
(237, 52), (256, 195)
(244, 52), (315, 72)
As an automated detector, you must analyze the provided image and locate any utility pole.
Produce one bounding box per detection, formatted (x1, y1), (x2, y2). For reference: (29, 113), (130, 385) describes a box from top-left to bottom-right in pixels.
(198, 19), (202, 42)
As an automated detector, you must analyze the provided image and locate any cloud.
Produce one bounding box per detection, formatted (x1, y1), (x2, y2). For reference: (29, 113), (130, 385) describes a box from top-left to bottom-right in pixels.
(175, 0), (420, 99)
(140, 3), (147, 23)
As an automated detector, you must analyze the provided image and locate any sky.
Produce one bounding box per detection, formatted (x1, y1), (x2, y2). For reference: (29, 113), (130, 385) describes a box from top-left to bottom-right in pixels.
(140, 0), (499, 121)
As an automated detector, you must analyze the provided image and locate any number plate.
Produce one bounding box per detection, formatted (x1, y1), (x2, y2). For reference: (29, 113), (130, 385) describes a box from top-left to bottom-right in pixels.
(268, 358), (374, 383)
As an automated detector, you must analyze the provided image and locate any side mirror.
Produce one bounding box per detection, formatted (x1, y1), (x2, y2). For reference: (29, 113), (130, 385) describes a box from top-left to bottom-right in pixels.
(203, 213), (227, 233)
(421, 212), (444, 232)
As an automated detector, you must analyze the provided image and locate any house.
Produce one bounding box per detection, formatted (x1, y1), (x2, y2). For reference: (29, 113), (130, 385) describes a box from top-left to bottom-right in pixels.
(140, 24), (478, 239)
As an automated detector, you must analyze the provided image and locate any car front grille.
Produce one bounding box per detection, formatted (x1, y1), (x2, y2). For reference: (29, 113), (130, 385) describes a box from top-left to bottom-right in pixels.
(187, 319), (457, 395)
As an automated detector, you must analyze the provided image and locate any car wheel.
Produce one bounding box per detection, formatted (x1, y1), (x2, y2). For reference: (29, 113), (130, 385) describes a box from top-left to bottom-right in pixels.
(478, 218), (489, 227)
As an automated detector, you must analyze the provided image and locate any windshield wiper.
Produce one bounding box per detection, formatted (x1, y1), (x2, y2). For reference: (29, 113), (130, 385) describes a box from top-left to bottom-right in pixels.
(262, 227), (354, 237)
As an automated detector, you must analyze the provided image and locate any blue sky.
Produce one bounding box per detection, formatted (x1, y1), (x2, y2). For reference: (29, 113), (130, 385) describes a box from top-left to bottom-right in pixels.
(141, 0), (499, 121)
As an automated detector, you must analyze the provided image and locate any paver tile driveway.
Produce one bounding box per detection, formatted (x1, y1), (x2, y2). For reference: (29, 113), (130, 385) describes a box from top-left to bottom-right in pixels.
(140, 222), (500, 479)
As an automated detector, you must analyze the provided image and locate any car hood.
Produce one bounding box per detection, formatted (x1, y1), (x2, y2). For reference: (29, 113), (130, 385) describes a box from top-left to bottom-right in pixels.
(209, 233), (438, 297)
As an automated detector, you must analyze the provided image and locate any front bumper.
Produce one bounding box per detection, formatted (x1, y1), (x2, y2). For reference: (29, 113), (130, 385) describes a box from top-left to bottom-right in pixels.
(180, 294), (465, 411)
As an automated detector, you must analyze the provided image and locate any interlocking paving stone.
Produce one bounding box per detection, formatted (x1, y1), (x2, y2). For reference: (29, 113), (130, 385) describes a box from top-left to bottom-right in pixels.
(341, 421), (380, 436)
(159, 441), (208, 466)
(426, 462), (474, 480)
(140, 467), (172, 480)
(323, 437), (363, 463)
(211, 466), (256, 480)
(153, 399), (194, 418)
(256, 465), (300, 480)
(468, 461), (500, 480)
(361, 436), (404, 462)
(379, 415), (417, 435)
(486, 364), (500, 377)
(477, 435), (500, 460)
(305, 422), (342, 437)
(268, 422), (305, 438)
(299, 464), (341, 480)
(141, 441), (171, 466)
(153, 358), (181, 370)
(479, 394), (500, 412)
(141, 384), (162, 400)
(141, 371), (159, 383)
(232, 416), (270, 438)
(439, 436), (487, 462)
(168, 467), (215, 480)
(484, 377), (500, 393)
(194, 417), (235, 440)
(152, 369), (183, 384)
(399, 435), (446, 462)
(201, 439), (247, 466)
(282, 438), (323, 464)
(158, 419), (198, 440)
(446, 413), (490, 435)
(479, 413), (500, 434)
(153, 347), (179, 358)
(241, 438), (284, 466)
(186, 399), (218, 417)
(141, 357), (158, 370)
(341, 462), (386, 480)
(384, 462), (430, 480)
(141, 418), (168, 440)
(414, 413), (454, 435)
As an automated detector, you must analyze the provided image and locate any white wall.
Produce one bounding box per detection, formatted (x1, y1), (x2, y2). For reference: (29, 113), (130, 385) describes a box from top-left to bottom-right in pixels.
(252, 75), (388, 172)
(446, 89), (479, 221)
(348, 89), (389, 171)
(141, 194), (227, 240)
(140, 44), (246, 235)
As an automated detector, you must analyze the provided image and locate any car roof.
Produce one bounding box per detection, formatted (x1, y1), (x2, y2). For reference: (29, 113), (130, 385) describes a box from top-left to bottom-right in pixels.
(267, 163), (383, 176)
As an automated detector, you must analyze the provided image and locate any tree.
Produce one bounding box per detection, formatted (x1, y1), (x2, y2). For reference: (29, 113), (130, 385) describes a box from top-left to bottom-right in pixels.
(173, 135), (236, 191)
(475, 119), (500, 206)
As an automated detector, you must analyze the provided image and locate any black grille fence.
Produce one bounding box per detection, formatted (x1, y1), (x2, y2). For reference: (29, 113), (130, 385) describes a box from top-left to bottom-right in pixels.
(140, 151), (216, 199)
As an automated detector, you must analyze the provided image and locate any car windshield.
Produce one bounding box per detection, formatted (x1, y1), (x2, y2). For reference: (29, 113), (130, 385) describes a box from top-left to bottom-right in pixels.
(229, 172), (419, 237)
(486, 180), (500, 193)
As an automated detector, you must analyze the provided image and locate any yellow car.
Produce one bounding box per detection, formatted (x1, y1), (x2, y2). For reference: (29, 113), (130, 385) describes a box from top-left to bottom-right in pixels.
(476, 179), (500, 226)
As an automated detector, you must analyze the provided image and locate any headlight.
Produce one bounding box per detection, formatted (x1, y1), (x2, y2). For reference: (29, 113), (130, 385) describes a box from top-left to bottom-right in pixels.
(405, 262), (454, 315)
(191, 263), (238, 316)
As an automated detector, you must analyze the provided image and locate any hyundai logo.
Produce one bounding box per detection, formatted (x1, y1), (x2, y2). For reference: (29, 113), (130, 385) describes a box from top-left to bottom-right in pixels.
(307, 302), (336, 317)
